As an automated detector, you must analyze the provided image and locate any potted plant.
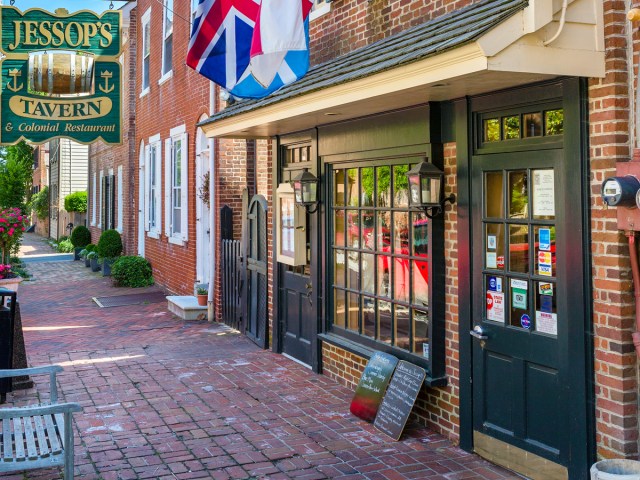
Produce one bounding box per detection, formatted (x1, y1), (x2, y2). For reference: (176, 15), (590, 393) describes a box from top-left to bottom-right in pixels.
(87, 251), (101, 272)
(83, 244), (96, 267)
(0, 263), (22, 292)
(196, 287), (208, 306)
(70, 225), (91, 260)
(97, 229), (123, 277)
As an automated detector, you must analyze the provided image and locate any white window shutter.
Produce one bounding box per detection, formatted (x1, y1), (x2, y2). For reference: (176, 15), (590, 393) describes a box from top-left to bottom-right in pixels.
(117, 166), (123, 233)
(181, 132), (188, 241)
(98, 171), (103, 228)
(164, 138), (171, 237)
(144, 145), (150, 232)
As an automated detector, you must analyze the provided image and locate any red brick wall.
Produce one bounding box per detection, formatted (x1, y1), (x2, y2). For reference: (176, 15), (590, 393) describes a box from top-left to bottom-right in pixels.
(135, 0), (210, 294)
(309, 0), (477, 65)
(89, 7), (137, 253)
(589, 0), (638, 460)
(321, 143), (460, 441)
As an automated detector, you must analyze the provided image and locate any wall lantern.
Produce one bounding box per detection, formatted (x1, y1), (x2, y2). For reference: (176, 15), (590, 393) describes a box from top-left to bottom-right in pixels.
(292, 169), (319, 213)
(406, 157), (456, 218)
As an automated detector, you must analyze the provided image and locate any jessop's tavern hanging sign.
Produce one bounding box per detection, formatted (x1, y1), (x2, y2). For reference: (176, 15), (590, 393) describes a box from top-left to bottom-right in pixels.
(0, 7), (122, 145)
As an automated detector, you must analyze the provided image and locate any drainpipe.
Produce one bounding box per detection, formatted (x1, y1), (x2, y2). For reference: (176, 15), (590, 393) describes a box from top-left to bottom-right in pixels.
(628, 233), (640, 357)
(208, 82), (216, 322)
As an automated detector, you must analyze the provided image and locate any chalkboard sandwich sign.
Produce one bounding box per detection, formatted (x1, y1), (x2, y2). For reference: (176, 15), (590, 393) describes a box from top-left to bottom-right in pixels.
(350, 352), (399, 422)
(373, 361), (426, 441)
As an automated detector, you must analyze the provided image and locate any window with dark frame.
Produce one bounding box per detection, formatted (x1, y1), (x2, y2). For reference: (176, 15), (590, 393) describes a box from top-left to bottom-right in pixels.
(330, 161), (431, 358)
(102, 175), (116, 230)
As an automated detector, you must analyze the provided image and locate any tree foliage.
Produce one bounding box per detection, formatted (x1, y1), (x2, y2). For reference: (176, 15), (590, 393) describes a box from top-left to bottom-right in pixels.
(30, 186), (49, 219)
(64, 191), (88, 213)
(0, 142), (34, 210)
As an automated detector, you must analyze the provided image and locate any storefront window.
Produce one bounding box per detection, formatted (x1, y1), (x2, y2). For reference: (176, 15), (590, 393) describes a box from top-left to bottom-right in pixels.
(331, 163), (431, 357)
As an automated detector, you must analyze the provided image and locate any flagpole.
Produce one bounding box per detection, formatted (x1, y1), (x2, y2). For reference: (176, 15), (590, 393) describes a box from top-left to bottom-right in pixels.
(207, 81), (216, 322)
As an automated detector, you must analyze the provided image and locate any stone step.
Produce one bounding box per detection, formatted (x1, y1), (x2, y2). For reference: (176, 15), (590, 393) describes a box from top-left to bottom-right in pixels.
(167, 296), (208, 321)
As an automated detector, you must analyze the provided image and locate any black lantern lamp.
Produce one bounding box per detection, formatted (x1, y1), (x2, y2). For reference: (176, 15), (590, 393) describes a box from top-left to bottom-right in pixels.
(406, 157), (456, 218)
(292, 169), (320, 213)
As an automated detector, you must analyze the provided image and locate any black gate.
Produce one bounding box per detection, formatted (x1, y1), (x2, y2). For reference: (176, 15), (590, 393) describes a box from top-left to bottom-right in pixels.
(221, 239), (241, 329)
(242, 194), (269, 349)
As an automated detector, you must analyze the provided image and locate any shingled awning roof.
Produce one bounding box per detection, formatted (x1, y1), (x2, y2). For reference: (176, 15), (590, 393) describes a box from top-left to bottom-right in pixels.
(201, 0), (604, 138)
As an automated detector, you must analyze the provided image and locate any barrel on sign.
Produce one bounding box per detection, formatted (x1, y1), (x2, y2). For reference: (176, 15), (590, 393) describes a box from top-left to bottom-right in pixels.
(28, 51), (95, 95)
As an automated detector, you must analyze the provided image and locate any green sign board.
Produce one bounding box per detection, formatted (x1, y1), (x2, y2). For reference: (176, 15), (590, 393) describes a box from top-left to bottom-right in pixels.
(0, 7), (122, 145)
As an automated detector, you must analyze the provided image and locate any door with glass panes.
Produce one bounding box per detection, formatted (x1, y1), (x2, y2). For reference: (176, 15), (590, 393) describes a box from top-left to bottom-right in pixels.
(470, 101), (581, 479)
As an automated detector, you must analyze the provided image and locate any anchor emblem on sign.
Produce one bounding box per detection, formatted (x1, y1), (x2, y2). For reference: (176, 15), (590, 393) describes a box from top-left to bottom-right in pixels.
(7, 68), (23, 92)
(98, 70), (114, 94)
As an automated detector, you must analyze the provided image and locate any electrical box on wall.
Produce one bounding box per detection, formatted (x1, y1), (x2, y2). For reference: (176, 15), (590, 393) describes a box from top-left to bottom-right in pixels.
(602, 163), (640, 231)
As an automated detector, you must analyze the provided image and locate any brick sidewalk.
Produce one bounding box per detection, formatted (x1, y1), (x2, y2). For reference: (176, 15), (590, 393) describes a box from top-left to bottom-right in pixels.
(2, 252), (523, 480)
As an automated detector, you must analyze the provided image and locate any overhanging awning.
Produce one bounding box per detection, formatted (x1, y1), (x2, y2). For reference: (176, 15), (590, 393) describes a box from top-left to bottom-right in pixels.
(200, 0), (604, 139)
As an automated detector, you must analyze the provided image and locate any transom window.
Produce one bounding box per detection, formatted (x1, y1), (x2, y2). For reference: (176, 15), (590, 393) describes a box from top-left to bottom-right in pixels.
(483, 109), (564, 143)
(331, 162), (430, 357)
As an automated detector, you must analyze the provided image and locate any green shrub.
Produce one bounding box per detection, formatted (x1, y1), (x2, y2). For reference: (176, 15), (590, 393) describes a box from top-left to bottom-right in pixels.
(85, 243), (96, 253)
(97, 229), (123, 259)
(56, 239), (74, 253)
(30, 186), (49, 219)
(111, 256), (154, 288)
(70, 225), (91, 248)
(64, 191), (88, 213)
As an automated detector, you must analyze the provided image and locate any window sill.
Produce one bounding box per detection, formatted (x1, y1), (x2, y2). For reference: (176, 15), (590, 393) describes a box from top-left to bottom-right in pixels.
(158, 70), (173, 86)
(318, 332), (448, 387)
(139, 87), (150, 98)
(168, 236), (184, 246)
(147, 230), (160, 239)
(310, 2), (331, 21)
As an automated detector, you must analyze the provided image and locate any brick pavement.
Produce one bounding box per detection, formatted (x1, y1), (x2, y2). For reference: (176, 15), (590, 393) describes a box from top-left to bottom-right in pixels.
(2, 235), (523, 479)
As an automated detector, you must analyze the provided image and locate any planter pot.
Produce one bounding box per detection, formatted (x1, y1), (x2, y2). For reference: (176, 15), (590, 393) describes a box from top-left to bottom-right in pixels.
(90, 257), (101, 272)
(102, 258), (115, 277)
(591, 460), (640, 480)
(0, 276), (23, 292)
(197, 294), (208, 306)
(74, 247), (83, 261)
(84, 257), (91, 268)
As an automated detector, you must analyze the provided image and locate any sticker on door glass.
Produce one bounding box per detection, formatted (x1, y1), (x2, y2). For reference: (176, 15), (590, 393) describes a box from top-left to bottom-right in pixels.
(497, 256), (505, 269)
(536, 311), (557, 335)
(521, 314), (531, 329)
(486, 252), (497, 269)
(487, 235), (497, 250)
(488, 276), (502, 293)
(533, 169), (555, 217)
(538, 282), (553, 296)
(511, 279), (527, 310)
(538, 251), (553, 277)
(540, 294), (553, 313)
(486, 291), (505, 323)
(539, 228), (551, 252)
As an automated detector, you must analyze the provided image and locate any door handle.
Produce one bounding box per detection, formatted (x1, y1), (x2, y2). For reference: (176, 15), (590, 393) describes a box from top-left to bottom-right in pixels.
(470, 325), (489, 340)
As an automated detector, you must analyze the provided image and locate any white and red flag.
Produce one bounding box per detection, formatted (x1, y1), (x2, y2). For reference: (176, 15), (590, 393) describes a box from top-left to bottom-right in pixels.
(187, 0), (313, 99)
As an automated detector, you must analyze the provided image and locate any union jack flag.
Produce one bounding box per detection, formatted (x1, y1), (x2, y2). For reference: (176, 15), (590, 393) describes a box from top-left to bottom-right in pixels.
(187, 0), (313, 99)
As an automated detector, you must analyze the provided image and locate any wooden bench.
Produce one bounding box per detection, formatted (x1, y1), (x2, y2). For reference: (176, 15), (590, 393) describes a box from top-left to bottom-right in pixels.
(0, 365), (82, 479)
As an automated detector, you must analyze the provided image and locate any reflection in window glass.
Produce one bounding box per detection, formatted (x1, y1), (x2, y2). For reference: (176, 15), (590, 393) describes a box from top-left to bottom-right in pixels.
(361, 211), (375, 250)
(412, 260), (428, 306)
(393, 165), (409, 207)
(545, 109), (564, 136)
(394, 258), (410, 303)
(348, 293), (359, 332)
(347, 169), (359, 206)
(378, 301), (392, 344)
(377, 255), (391, 298)
(377, 166), (391, 207)
(363, 297), (376, 338)
(361, 167), (374, 206)
(412, 213), (428, 257)
(377, 211), (391, 252)
(503, 116), (520, 139)
(414, 310), (429, 356)
(334, 250), (345, 287)
(334, 210), (345, 247)
(485, 223), (505, 270)
(394, 212), (409, 253)
(361, 253), (376, 294)
(484, 118), (500, 142)
(334, 289), (345, 328)
(346, 210), (359, 247)
(509, 225), (529, 274)
(485, 171), (504, 218)
(347, 251), (360, 291)
(523, 112), (543, 137)
(509, 171), (528, 218)
(395, 306), (410, 350)
(334, 170), (345, 206)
